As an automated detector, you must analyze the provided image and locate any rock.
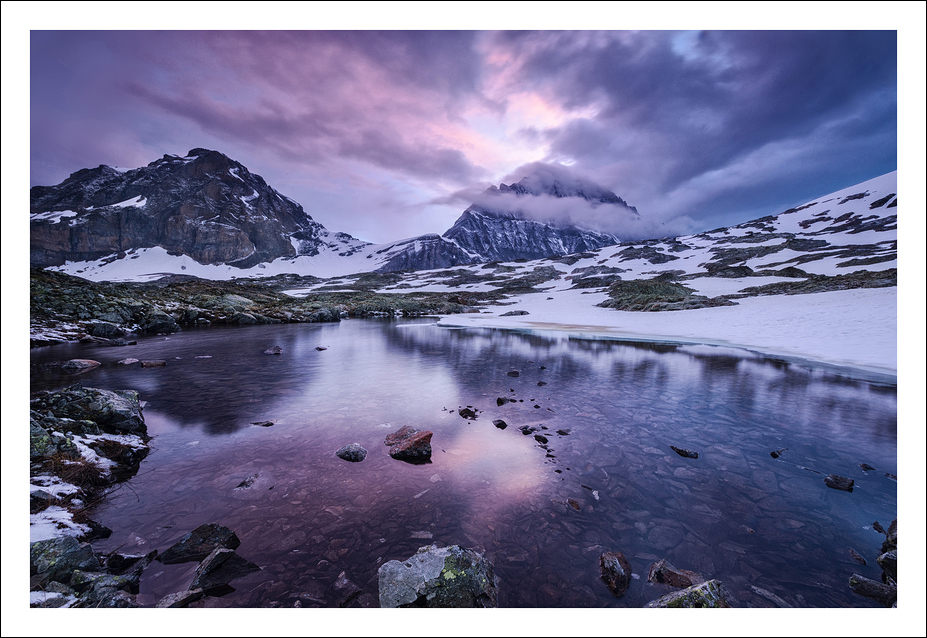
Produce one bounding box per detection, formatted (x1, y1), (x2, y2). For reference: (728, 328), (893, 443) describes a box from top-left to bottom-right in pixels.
(236, 474), (258, 489)
(30, 419), (78, 460)
(534, 434), (548, 444)
(251, 420), (274, 427)
(315, 346), (328, 351)
(537, 381), (547, 386)
(190, 547), (261, 590)
(556, 429), (571, 436)
(872, 520), (886, 535)
(388, 430), (434, 464)
(458, 407), (478, 420)
(263, 346), (283, 355)
(877, 550), (897, 584)
(88, 321), (124, 338)
(670, 445), (698, 459)
(141, 310), (180, 334)
(140, 360), (167, 368)
(156, 589), (205, 608)
(824, 474), (854, 492)
(647, 558), (701, 588)
(645, 579), (734, 608)
(537, 582), (562, 606)
(492, 419), (508, 430)
(849, 573), (896, 607)
(599, 551), (632, 598)
(384, 425), (419, 447)
(60, 359), (101, 373)
(116, 358), (139, 365)
(881, 518), (897, 554)
(378, 544), (497, 608)
(336, 443), (368, 462)
(770, 448), (788, 458)
(158, 523), (241, 565)
(847, 548), (867, 565)
(507, 370), (520, 377)
(30, 536), (101, 585)
(859, 463), (876, 471)
(500, 310), (529, 316)
(30, 385), (147, 438)
(519, 425), (538, 436)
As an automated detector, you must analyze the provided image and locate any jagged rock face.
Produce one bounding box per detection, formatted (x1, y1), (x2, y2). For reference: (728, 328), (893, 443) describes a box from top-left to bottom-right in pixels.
(374, 234), (481, 272)
(444, 209), (620, 262)
(30, 148), (330, 268)
(442, 176), (635, 262)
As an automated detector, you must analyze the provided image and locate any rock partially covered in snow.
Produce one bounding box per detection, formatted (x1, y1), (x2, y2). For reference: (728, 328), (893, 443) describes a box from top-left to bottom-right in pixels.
(378, 544), (497, 607)
(30, 384), (147, 439)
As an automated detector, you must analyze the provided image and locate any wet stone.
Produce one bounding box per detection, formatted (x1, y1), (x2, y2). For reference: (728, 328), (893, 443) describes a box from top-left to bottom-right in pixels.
(507, 371), (520, 377)
(670, 445), (699, 459)
(336, 443), (368, 462)
(770, 448), (788, 459)
(140, 360), (167, 368)
(645, 579), (734, 608)
(599, 551), (632, 598)
(647, 559), (701, 589)
(158, 523), (241, 565)
(859, 463), (876, 471)
(824, 475), (854, 492)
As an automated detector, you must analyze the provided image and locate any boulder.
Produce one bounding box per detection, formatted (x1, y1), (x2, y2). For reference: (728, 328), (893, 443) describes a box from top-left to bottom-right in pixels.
(88, 321), (124, 338)
(378, 544), (497, 608)
(647, 558), (701, 588)
(492, 419), (508, 430)
(336, 443), (368, 462)
(458, 407), (477, 420)
(30, 386), (147, 438)
(877, 550), (897, 584)
(141, 311), (180, 334)
(645, 579), (734, 608)
(599, 551), (632, 598)
(824, 474), (854, 492)
(389, 431), (433, 464)
(190, 547), (260, 590)
(881, 518), (897, 554)
(60, 359), (101, 373)
(157, 523), (241, 565)
(849, 574), (896, 607)
(384, 425), (419, 447)
(30, 536), (101, 585)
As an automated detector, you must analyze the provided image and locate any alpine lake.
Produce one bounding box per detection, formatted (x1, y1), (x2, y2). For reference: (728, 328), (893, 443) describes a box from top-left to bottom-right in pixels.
(30, 317), (897, 608)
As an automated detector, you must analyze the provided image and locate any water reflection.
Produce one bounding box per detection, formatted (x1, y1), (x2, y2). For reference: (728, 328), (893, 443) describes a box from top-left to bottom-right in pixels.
(30, 319), (896, 608)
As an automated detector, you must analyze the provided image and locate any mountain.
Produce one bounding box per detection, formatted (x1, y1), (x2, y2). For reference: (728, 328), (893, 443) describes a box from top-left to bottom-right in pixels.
(32, 150), (638, 279)
(441, 176), (636, 263)
(30, 148), (369, 270)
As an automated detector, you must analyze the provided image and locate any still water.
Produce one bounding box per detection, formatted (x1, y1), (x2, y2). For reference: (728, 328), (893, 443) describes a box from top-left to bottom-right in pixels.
(30, 318), (897, 607)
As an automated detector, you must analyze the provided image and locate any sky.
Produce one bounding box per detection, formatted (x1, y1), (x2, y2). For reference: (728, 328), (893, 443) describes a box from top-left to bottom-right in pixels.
(18, 13), (910, 244)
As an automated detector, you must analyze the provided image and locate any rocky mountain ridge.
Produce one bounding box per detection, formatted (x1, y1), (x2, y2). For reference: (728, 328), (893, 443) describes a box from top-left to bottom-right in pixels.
(31, 149), (639, 278)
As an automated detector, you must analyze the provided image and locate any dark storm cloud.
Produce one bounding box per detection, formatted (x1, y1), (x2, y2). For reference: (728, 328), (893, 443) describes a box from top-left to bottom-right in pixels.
(486, 30), (897, 226)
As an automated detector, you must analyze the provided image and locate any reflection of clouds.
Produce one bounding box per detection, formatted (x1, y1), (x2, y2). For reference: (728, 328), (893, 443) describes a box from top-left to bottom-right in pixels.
(438, 423), (548, 501)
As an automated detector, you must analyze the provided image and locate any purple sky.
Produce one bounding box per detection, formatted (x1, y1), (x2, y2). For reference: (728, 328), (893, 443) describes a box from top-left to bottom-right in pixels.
(29, 28), (899, 243)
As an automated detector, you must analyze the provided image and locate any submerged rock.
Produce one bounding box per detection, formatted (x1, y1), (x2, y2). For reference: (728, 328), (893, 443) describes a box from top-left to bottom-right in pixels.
(824, 474), (854, 492)
(647, 558), (701, 589)
(378, 544), (497, 608)
(140, 360), (167, 368)
(645, 579), (734, 608)
(670, 445), (699, 459)
(60, 359), (102, 373)
(336, 443), (368, 462)
(190, 547), (261, 591)
(599, 551), (633, 598)
(770, 448), (788, 458)
(158, 523), (241, 565)
(263, 346), (283, 355)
